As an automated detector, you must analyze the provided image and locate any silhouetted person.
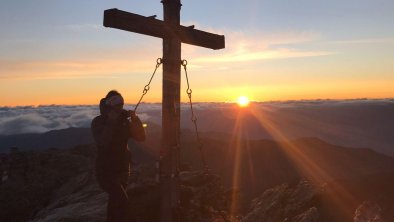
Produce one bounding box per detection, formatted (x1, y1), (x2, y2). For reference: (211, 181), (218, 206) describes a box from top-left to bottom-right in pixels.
(91, 90), (145, 222)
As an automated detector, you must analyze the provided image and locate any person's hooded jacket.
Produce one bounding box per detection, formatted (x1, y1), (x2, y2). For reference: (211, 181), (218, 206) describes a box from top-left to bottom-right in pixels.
(91, 99), (145, 179)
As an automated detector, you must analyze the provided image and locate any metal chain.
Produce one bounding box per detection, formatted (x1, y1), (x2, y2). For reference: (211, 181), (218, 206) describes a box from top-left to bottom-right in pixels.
(181, 59), (208, 172)
(134, 58), (162, 112)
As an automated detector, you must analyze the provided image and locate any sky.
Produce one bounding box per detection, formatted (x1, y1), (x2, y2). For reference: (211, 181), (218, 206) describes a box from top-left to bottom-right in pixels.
(1, 0), (394, 106)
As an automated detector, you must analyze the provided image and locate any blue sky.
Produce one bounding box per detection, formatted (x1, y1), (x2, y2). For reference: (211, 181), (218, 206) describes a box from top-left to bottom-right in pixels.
(1, 0), (394, 105)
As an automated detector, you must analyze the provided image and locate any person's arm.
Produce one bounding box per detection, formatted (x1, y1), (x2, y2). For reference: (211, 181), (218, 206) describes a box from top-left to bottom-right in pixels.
(91, 116), (117, 148)
(129, 114), (146, 142)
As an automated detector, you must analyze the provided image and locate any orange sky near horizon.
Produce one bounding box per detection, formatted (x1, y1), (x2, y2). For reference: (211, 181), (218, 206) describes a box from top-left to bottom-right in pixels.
(1, 76), (393, 107)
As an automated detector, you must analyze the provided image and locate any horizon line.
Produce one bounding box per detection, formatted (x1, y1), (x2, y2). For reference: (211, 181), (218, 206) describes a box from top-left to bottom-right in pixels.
(1, 97), (393, 108)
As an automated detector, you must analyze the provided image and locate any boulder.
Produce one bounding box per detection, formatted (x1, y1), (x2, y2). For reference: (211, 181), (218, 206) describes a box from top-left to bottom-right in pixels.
(242, 181), (320, 222)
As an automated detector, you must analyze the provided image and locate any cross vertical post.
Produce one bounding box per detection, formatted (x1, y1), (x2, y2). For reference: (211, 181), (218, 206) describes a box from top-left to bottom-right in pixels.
(161, 0), (181, 221)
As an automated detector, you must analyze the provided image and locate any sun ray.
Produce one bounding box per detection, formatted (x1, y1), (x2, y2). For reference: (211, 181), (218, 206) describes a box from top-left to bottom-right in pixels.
(247, 106), (359, 217)
(229, 109), (244, 216)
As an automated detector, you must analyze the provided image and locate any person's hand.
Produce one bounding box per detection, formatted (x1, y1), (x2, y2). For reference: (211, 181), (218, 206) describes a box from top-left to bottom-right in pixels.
(129, 110), (137, 119)
(107, 109), (120, 122)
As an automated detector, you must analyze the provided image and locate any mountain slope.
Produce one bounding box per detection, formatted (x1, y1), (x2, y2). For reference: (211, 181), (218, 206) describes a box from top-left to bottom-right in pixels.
(0, 128), (93, 152)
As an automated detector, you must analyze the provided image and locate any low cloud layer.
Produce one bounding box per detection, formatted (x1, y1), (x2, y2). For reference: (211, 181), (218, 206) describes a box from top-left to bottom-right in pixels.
(0, 106), (99, 135)
(0, 99), (393, 135)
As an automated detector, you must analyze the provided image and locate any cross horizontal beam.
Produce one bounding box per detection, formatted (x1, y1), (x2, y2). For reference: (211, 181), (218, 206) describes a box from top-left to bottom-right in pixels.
(104, 8), (225, 50)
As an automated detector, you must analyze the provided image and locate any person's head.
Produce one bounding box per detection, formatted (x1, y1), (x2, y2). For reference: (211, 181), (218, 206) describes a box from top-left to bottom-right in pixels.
(101, 90), (124, 116)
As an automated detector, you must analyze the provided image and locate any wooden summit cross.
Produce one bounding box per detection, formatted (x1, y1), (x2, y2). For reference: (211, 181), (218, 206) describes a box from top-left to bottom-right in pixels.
(103, 0), (225, 221)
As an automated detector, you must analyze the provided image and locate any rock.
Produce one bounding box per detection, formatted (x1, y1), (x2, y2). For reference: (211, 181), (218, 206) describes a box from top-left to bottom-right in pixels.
(242, 180), (320, 222)
(126, 181), (161, 222)
(178, 171), (232, 222)
(0, 145), (96, 222)
(29, 171), (107, 222)
(0, 143), (236, 222)
(354, 201), (384, 222)
(125, 170), (235, 222)
(292, 207), (319, 222)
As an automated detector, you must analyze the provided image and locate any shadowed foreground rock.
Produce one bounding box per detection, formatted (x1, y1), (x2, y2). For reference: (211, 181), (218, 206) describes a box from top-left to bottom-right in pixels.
(241, 180), (393, 222)
(0, 145), (97, 222)
(0, 145), (235, 222)
(28, 171), (107, 222)
(353, 201), (384, 222)
(126, 170), (236, 222)
(242, 180), (320, 222)
(1, 144), (393, 222)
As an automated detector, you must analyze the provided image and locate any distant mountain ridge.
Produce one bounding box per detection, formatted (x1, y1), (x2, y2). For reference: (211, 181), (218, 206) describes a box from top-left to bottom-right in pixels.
(189, 103), (394, 156)
(0, 127), (93, 152)
(189, 136), (394, 192)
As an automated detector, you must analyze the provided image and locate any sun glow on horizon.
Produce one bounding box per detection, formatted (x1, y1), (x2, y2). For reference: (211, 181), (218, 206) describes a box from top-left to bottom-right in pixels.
(237, 96), (250, 107)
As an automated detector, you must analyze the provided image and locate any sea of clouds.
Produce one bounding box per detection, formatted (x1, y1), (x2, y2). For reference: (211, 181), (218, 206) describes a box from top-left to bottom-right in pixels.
(0, 99), (392, 135)
(0, 105), (99, 135)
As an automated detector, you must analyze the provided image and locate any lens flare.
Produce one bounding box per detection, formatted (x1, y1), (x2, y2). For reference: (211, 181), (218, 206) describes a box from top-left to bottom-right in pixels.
(237, 96), (250, 107)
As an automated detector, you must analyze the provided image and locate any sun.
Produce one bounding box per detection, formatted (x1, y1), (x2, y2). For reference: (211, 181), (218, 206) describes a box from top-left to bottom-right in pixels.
(237, 96), (250, 107)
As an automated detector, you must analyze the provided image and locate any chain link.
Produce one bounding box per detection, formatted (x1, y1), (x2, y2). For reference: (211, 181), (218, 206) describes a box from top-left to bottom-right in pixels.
(181, 59), (208, 172)
(134, 58), (162, 112)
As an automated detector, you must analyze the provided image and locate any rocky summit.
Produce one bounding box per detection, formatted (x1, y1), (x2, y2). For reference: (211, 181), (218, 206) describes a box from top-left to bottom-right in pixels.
(242, 181), (320, 222)
(1, 141), (394, 221)
(0, 144), (234, 222)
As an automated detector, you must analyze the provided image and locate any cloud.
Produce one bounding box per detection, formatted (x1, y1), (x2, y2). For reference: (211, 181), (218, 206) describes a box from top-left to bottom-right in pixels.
(0, 28), (330, 80)
(194, 48), (332, 63)
(0, 32), (161, 80)
(0, 104), (162, 135)
(0, 54), (157, 80)
(0, 113), (53, 134)
(0, 106), (99, 135)
(60, 24), (103, 32)
(184, 30), (333, 64)
(327, 38), (394, 45)
(228, 30), (321, 47)
(1, 99), (393, 135)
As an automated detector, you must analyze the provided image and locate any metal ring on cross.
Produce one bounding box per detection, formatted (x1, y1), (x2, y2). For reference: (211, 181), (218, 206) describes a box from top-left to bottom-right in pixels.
(181, 59), (188, 66)
(157, 58), (162, 64)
